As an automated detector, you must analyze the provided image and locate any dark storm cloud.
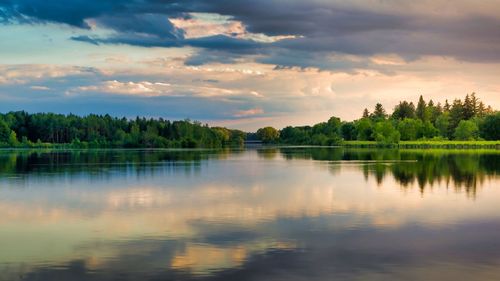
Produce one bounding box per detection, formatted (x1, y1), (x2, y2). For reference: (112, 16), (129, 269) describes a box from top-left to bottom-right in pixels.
(0, 0), (131, 27)
(199, 0), (412, 37)
(96, 13), (185, 40)
(1, 0), (500, 68)
(72, 34), (263, 53)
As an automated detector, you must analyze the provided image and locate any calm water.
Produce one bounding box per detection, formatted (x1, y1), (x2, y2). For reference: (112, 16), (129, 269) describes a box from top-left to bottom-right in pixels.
(0, 148), (499, 281)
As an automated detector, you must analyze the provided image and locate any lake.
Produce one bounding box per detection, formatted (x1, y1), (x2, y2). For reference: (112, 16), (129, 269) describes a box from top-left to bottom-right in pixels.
(0, 148), (499, 281)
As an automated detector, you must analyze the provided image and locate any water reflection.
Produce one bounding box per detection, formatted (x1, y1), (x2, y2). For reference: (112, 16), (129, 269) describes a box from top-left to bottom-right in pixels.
(0, 148), (499, 281)
(280, 147), (499, 197)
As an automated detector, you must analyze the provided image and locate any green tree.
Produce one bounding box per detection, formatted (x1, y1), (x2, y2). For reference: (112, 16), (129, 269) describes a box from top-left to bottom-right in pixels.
(396, 118), (438, 140)
(325, 116), (342, 137)
(435, 112), (451, 138)
(143, 124), (160, 148)
(355, 118), (373, 141)
(229, 130), (246, 146)
(372, 103), (387, 121)
(477, 102), (487, 117)
(416, 95), (427, 121)
(443, 100), (450, 112)
(470, 93), (479, 116)
(397, 118), (418, 141)
(449, 99), (464, 133)
(426, 100), (441, 124)
(454, 120), (479, 140)
(340, 122), (357, 141)
(0, 119), (12, 144)
(420, 121), (439, 139)
(372, 121), (400, 144)
(479, 112), (500, 140)
(257, 127), (280, 143)
(280, 126), (309, 144)
(311, 133), (328, 146)
(362, 108), (370, 118)
(463, 94), (475, 120)
(392, 101), (416, 120)
(8, 131), (18, 146)
(125, 124), (141, 147)
(213, 127), (231, 143)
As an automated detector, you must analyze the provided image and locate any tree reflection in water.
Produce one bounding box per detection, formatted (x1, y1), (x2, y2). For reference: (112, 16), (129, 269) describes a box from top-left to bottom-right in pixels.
(279, 147), (499, 198)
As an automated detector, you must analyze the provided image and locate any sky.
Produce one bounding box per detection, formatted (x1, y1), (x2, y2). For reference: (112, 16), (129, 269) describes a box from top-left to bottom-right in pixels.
(0, 0), (499, 130)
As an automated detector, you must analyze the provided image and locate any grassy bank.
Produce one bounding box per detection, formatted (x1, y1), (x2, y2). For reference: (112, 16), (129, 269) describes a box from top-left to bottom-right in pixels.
(343, 140), (500, 149)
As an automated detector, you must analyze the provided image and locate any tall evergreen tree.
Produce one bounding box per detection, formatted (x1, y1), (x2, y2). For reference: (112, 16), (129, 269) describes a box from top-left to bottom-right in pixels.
(362, 108), (370, 118)
(435, 112), (451, 139)
(470, 92), (479, 116)
(486, 105), (494, 115)
(426, 99), (440, 124)
(436, 102), (443, 113)
(477, 102), (486, 117)
(372, 103), (387, 120)
(463, 94), (475, 120)
(416, 95), (427, 121)
(449, 99), (464, 133)
(444, 100), (450, 112)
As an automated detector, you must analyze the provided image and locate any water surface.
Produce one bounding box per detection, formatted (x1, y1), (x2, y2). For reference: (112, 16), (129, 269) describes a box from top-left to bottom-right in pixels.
(0, 148), (499, 281)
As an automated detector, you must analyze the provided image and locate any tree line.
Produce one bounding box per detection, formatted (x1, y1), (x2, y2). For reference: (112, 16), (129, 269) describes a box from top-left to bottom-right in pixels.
(0, 93), (498, 148)
(0, 112), (246, 148)
(257, 93), (499, 145)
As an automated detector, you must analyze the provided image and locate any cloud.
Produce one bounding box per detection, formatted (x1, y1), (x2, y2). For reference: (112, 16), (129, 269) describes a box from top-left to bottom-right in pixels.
(29, 85), (50, 90)
(233, 107), (264, 118)
(74, 80), (171, 97)
(0, 0), (132, 28)
(2, 0), (500, 70)
(170, 13), (245, 39)
(0, 64), (99, 85)
(72, 34), (263, 54)
(93, 13), (185, 40)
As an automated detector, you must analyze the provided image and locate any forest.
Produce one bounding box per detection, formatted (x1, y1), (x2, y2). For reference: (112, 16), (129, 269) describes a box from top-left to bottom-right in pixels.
(0, 113), (246, 148)
(0, 93), (498, 148)
(258, 93), (499, 145)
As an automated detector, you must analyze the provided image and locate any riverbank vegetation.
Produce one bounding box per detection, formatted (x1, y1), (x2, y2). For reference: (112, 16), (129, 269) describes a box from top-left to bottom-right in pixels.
(259, 93), (499, 146)
(342, 140), (500, 149)
(0, 113), (245, 148)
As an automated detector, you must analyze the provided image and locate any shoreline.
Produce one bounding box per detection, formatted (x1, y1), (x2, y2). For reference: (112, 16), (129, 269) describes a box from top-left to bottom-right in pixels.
(342, 140), (500, 149)
(0, 140), (499, 151)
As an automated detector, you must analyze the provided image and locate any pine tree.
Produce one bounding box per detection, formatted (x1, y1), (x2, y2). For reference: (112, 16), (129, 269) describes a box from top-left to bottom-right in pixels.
(486, 105), (494, 115)
(463, 94), (475, 120)
(444, 100), (450, 112)
(436, 102), (443, 113)
(470, 92), (479, 116)
(416, 95), (427, 121)
(449, 99), (464, 133)
(362, 108), (370, 118)
(392, 101), (416, 120)
(427, 100), (441, 125)
(372, 103), (387, 120)
(477, 102), (486, 117)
